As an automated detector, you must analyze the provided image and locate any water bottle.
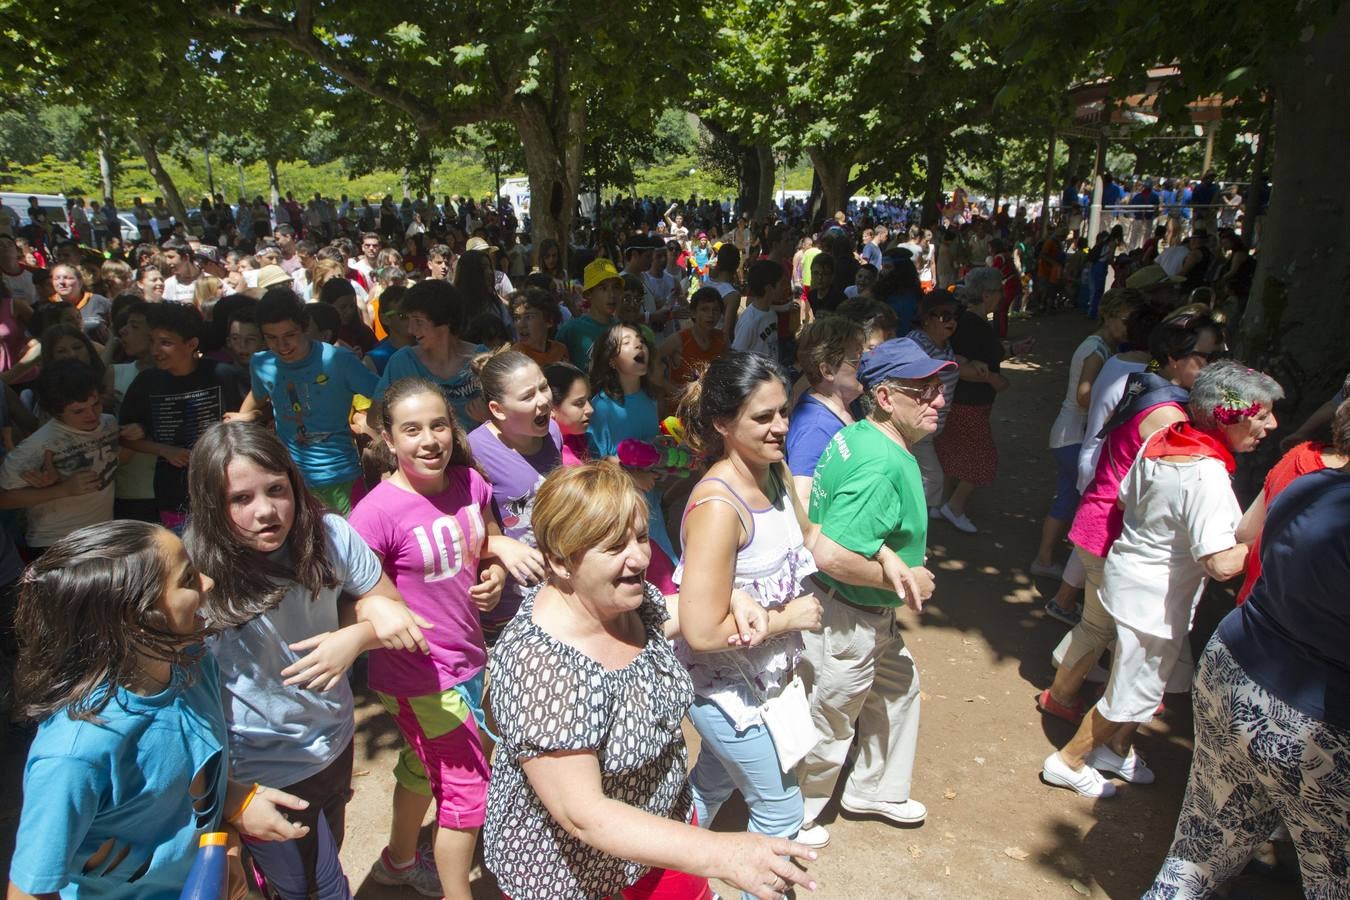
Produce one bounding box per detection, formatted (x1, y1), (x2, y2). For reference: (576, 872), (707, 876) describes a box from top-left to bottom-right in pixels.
(179, 832), (228, 900)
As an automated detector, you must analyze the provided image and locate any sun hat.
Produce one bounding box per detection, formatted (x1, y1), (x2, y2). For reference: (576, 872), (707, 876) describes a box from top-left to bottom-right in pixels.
(255, 264), (292, 289)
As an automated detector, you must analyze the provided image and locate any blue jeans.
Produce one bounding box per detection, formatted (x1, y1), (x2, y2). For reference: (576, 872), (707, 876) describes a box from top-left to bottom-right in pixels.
(687, 695), (803, 839)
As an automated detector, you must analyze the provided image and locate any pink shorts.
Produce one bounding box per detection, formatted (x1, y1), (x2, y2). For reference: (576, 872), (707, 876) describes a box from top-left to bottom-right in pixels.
(377, 685), (489, 830)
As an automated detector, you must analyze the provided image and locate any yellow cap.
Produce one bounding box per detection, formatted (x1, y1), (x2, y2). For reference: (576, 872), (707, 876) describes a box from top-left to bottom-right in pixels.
(200, 832), (228, 847)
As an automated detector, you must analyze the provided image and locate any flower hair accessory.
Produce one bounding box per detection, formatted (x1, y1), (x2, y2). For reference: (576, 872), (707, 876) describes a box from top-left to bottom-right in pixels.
(1213, 386), (1260, 425)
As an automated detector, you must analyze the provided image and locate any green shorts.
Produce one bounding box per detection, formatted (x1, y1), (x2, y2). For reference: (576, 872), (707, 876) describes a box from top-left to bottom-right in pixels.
(309, 479), (358, 516)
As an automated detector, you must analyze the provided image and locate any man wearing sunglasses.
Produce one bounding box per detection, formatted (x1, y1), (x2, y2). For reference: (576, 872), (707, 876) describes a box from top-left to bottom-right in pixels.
(794, 338), (954, 848)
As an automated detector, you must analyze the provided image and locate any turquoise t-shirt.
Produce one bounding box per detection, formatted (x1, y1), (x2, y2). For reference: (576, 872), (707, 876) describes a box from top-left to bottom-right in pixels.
(10, 653), (228, 900)
(250, 340), (380, 487)
(374, 344), (489, 430)
(556, 315), (614, 369)
(587, 389), (676, 561)
(809, 419), (927, 609)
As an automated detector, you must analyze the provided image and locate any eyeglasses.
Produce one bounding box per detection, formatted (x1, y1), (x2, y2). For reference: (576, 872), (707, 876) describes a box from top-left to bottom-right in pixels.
(928, 311), (956, 322)
(1186, 349), (1228, 363)
(840, 356), (862, 369)
(890, 381), (943, 404)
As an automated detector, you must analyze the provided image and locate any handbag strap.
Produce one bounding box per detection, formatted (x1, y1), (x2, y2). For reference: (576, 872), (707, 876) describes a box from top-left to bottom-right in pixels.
(723, 650), (770, 706)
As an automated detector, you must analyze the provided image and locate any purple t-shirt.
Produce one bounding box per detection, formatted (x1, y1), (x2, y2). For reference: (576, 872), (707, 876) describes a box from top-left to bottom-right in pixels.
(467, 421), (563, 626)
(349, 469), (493, 696)
(786, 393), (847, 477)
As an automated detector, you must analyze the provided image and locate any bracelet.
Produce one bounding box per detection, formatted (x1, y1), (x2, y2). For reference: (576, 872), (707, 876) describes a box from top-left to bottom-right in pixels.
(226, 783), (260, 823)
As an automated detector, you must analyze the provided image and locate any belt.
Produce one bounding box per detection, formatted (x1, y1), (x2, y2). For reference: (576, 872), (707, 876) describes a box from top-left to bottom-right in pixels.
(808, 575), (892, 616)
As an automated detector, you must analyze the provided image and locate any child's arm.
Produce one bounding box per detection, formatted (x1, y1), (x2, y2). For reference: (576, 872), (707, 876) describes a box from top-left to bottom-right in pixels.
(6, 883), (58, 899)
(0, 449), (99, 508)
(224, 390), (272, 425)
(281, 573), (432, 691)
(469, 561), (507, 613)
(223, 779), (310, 842)
(484, 523), (546, 587)
(119, 438), (190, 467)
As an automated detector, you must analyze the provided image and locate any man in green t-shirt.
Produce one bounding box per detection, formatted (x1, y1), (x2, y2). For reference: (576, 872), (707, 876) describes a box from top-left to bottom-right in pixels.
(796, 337), (952, 848)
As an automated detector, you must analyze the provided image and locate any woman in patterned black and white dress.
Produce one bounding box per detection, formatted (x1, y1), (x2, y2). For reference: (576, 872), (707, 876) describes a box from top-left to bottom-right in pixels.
(483, 461), (817, 900)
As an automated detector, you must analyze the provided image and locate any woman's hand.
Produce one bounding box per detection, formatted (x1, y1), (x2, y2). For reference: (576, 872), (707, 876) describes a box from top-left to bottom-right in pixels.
(356, 594), (433, 653)
(118, 423), (144, 443)
(713, 832), (819, 899)
(727, 589), (768, 647)
(491, 537), (547, 586)
(282, 627), (366, 691)
(234, 786), (311, 842)
(471, 562), (506, 613)
(782, 593), (823, 632)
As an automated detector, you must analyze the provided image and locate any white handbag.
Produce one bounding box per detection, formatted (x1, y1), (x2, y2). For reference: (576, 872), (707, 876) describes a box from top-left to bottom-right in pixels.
(731, 655), (819, 773)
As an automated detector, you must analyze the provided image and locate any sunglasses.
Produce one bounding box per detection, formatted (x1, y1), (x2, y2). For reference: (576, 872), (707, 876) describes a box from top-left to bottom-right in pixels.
(927, 310), (957, 322)
(891, 381), (943, 404)
(1186, 349), (1228, 363)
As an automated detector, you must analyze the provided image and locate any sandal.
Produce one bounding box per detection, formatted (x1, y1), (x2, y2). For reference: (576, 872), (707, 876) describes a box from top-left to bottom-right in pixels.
(1037, 688), (1086, 724)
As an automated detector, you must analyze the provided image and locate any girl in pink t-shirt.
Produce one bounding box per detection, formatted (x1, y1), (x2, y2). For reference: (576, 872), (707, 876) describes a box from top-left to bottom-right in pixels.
(543, 362), (593, 466)
(349, 375), (539, 899)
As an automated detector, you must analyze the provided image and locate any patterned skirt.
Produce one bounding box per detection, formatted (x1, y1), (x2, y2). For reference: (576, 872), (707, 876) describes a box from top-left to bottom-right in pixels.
(935, 402), (998, 486)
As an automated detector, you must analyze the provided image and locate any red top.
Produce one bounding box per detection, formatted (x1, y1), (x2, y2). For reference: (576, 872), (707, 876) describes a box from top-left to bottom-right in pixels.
(1235, 441), (1328, 604)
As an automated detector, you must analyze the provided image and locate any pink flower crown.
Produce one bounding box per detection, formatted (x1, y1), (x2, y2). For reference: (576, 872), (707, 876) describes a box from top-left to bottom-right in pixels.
(1213, 386), (1261, 425)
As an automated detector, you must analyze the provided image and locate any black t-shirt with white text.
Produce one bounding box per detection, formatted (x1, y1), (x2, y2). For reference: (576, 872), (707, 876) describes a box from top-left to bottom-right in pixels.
(119, 358), (245, 514)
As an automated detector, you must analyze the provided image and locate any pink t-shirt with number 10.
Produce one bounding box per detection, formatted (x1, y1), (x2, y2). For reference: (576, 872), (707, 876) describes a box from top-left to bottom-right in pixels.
(349, 467), (493, 697)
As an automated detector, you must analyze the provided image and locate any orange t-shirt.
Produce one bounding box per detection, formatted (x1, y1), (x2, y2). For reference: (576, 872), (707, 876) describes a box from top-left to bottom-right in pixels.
(514, 340), (568, 367)
(670, 328), (727, 386)
(1236, 441), (1327, 605)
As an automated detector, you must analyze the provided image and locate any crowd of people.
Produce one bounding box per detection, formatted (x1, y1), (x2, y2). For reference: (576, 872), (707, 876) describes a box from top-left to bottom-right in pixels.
(0, 174), (1345, 900)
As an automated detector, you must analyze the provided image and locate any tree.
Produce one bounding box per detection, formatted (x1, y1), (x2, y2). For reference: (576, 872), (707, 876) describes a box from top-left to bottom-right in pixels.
(198, 0), (701, 261)
(964, 0), (1349, 421)
(0, 1), (212, 221)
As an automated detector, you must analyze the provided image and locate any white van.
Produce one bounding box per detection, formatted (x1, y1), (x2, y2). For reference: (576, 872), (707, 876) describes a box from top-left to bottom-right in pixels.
(0, 191), (70, 235)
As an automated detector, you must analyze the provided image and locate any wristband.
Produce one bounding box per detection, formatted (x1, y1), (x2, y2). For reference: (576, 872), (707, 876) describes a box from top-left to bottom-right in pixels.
(227, 782), (260, 823)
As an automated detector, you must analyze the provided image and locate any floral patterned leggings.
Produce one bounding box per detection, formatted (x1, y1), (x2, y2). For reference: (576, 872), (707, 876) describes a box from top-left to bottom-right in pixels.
(1144, 635), (1350, 899)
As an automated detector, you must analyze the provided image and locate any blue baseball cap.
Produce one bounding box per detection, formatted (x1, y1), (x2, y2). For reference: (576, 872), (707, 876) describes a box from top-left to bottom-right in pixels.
(857, 338), (956, 390)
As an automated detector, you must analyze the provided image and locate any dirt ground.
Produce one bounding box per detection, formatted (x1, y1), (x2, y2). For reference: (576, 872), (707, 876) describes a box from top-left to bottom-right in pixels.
(0, 311), (1305, 899)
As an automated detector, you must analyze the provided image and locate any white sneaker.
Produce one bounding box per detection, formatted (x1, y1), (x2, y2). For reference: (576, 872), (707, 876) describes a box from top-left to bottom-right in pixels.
(928, 506), (942, 520)
(796, 821), (831, 848)
(1086, 745), (1155, 784)
(840, 793), (927, 825)
(1042, 752), (1117, 798)
(369, 847), (443, 897)
(939, 503), (978, 533)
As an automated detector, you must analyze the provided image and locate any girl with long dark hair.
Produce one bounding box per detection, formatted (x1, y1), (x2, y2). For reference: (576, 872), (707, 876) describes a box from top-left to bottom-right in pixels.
(187, 421), (427, 900)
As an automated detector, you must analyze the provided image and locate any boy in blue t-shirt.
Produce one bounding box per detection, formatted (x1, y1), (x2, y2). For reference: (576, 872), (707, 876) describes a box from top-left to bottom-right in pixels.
(230, 288), (379, 515)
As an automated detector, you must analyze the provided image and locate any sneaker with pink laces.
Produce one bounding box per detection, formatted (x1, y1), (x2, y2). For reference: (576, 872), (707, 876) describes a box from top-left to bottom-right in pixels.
(369, 846), (442, 897)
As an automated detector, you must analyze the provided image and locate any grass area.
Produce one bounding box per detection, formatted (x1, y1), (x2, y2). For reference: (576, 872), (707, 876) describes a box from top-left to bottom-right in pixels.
(3, 153), (819, 204)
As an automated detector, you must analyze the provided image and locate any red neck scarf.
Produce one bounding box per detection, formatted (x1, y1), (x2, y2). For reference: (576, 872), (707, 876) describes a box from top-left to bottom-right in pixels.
(1143, 421), (1236, 473)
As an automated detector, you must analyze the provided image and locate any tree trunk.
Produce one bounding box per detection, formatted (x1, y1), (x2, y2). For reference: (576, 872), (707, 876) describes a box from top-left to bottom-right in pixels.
(130, 129), (188, 224)
(96, 122), (116, 204)
(1241, 2), (1350, 425)
(738, 146), (760, 217)
(266, 159), (281, 208)
(807, 145), (852, 225)
(514, 95), (585, 272)
(754, 144), (775, 219)
(920, 136), (947, 228)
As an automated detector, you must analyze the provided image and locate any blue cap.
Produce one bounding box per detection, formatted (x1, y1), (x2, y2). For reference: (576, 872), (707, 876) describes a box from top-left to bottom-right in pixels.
(857, 338), (956, 390)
